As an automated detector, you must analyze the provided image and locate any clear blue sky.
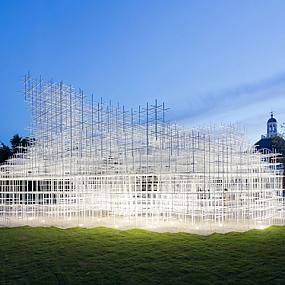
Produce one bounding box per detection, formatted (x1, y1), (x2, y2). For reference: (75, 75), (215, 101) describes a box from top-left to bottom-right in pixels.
(1, 0), (285, 144)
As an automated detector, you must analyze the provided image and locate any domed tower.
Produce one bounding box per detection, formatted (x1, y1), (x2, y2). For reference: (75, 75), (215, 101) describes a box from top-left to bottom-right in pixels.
(267, 112), (277, 138)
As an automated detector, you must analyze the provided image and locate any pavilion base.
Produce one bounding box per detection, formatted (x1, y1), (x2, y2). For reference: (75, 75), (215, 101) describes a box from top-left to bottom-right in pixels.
(1, 216), (284, 235)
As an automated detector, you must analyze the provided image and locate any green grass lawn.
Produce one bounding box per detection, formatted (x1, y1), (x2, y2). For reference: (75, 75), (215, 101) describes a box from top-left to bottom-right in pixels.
(0, 226), (285, 285)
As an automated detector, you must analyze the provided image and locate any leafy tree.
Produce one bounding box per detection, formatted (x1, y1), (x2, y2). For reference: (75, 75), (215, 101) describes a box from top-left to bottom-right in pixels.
(0, 143), (12, 164)
(10, 134), (29, 153)
(0, 134), (30, 164)
(272, 136), (285, 163)
(272, 135), (285, 196)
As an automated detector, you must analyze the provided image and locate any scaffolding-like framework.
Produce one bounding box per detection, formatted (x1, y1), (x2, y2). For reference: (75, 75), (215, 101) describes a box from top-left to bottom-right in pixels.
(0, 76), (284, 232)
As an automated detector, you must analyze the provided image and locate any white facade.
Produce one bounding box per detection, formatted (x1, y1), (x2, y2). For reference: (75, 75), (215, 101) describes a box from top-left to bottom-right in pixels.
(0, 76), (284, 233)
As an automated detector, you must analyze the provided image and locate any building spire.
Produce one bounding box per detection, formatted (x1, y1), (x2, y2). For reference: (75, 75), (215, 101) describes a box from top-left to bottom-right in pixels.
(267, 112), (277, 138)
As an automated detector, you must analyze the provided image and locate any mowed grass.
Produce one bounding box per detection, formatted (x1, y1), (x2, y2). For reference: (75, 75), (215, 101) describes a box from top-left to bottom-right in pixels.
(0, 226), (285, 285)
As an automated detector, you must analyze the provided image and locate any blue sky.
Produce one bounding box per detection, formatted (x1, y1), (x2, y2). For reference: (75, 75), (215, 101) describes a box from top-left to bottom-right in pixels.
(1, 0), (285, 144)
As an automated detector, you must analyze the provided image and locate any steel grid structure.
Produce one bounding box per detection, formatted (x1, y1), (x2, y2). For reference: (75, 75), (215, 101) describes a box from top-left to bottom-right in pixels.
(0, 76), (284, 232)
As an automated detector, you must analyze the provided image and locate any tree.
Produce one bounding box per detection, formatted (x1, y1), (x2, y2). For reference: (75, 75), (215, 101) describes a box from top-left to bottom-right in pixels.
(10, 134), (29, 153)
(272, 135), (285, 196)
(10, 134), (22, 153)
(272, 136), (285, 162)
(0, 134), (30, 164)
(0, 143), (12, 164)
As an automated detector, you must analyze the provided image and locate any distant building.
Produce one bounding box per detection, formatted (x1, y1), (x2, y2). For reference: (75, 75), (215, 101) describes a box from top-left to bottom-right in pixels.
(255, 113), (285, 195)
(255, 112), (281, 153)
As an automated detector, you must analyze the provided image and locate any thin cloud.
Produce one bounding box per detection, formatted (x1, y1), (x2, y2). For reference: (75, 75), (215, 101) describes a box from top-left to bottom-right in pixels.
(173, 71), (285, 122)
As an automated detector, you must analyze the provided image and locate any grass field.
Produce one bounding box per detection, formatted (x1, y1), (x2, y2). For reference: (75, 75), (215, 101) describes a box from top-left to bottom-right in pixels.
(0, 226), (285, 285)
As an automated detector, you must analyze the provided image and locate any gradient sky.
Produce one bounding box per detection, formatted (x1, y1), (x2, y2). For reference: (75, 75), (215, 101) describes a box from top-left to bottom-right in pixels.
(1, 0), (285, 144)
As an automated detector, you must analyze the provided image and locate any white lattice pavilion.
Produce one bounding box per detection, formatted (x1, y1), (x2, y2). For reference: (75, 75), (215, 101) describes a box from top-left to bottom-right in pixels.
(0, 76), (284, 233)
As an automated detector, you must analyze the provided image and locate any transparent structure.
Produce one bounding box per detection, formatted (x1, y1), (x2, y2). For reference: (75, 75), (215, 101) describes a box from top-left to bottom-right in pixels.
(0, 76), (284, 233)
